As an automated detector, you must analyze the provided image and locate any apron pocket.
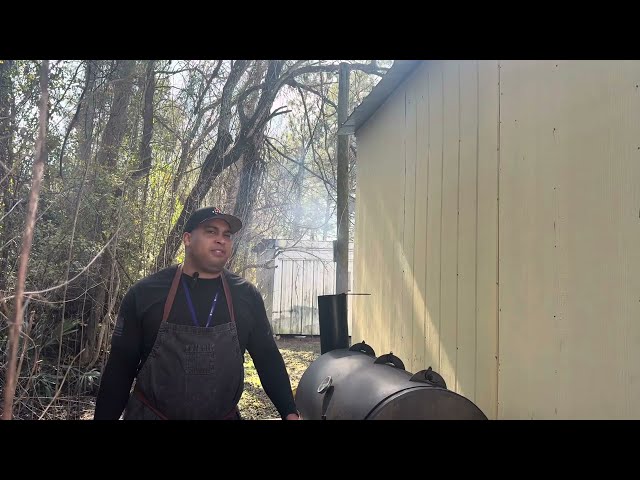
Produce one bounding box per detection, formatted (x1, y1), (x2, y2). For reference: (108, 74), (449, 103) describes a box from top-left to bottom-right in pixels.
(185, 343), (215, 375)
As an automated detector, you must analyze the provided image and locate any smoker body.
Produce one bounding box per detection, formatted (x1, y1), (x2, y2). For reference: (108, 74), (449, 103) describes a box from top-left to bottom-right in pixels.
(295, 342), (487, 420)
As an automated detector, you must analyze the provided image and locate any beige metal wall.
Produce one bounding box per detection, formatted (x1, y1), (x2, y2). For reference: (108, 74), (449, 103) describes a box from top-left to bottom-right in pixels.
(352, 61), (499, 419)
(498, 61), (640, 419)
(352, 60), (640, 419)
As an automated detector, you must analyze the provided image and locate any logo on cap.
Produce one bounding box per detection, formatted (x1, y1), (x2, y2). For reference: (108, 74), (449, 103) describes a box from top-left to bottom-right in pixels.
(212, 207), (221, 215)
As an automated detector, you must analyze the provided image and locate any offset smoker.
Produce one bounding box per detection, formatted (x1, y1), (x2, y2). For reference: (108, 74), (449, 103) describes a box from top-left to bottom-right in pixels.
(295, 294), (488, 420)
(295, 342), (487, 420)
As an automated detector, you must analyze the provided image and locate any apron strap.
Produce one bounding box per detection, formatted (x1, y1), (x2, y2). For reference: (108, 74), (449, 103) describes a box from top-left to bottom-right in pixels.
(134, 386), (169, 420)
(221, 270), (235, 324)
(162, 264), (183, 323)
(163, 264), (234, 324)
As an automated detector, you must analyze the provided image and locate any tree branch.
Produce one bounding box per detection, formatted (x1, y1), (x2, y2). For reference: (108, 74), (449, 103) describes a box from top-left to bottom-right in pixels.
(277, 61), (388, 92)
(0, 227), (121, 303)
(287, 79), (337, 110)
(57, 61), (88, 178)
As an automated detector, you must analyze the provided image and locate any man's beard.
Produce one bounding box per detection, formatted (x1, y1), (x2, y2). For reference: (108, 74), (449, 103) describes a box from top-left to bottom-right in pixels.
(187, 251), (226, 274)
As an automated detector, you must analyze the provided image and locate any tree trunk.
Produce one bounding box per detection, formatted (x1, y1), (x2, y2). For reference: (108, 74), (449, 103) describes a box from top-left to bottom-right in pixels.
(156, 130), (240, 269)
(227, 62), (269, 274)
(95, 61), (136, 169)
(2, 60), (48, 420)
(155, 60), (286, 268)
(155, 61), (249, 269)
(133, 60), (155, 179)
(228, 135), (266, 273)
(77, 61), (98, 169)
(83, 60), (136, 364)
(0, 60), (15, 292)
(172, 60), (223, 194)
(133, 60), (155, 277)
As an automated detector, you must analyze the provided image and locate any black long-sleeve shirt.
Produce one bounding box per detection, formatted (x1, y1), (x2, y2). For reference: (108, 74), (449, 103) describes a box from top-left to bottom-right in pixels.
(94, 265), (297, 420)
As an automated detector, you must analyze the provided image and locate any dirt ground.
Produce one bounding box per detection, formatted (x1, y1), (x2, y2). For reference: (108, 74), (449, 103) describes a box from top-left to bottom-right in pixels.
(238, 335), (321, 420)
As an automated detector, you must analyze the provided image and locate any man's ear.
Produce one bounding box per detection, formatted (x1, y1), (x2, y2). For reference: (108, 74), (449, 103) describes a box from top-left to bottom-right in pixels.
(183, 232), (191, 247)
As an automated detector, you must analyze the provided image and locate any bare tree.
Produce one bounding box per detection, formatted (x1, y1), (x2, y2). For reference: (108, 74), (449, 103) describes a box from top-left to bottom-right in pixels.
(156, 61), (387, 268)
(133, 60), (155, 179)
(155, 60), (250, 267)
(83, 60), (136, 364)
(2, 60), (48, 420)
(0, 60), (15, 292)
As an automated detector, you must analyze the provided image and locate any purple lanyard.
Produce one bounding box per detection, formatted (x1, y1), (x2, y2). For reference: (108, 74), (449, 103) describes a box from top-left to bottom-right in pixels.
(181, 277), (219, 328)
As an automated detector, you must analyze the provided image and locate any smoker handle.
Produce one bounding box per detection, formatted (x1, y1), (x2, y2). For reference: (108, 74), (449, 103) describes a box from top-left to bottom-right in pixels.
(373, 353), (406, 370)
(316, 377), (335, 420)
(348, 341), (376, 357)
(409, 367), (447, 389)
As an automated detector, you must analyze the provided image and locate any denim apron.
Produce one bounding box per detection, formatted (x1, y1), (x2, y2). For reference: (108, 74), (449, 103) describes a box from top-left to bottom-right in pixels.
(123, 265), (243, 420)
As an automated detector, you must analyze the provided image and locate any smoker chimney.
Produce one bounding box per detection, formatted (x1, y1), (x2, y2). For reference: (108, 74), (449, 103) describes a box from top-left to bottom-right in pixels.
(317, 293), (349, 354)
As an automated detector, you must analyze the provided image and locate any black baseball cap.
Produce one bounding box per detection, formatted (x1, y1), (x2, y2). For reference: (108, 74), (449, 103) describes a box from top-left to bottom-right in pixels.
(183, 207), (243, 234)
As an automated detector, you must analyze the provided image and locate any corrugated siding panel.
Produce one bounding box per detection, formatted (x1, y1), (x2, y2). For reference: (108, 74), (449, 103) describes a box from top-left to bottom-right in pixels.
(475, 61), (499, 419)
(440, 61), (460, 389)
(456, 60), (479, 401)
(399, 74), (417, 365)
(425, 64), (444, 376)
(411, 67), (428, 371)
(389, 94), (407, 358)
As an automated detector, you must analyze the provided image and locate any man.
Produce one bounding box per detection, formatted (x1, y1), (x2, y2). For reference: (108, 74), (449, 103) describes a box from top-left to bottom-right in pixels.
(94, 207), (299, 420)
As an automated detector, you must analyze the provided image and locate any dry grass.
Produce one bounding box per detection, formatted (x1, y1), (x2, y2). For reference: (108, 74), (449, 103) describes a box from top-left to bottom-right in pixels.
(238, 335), (320, 420)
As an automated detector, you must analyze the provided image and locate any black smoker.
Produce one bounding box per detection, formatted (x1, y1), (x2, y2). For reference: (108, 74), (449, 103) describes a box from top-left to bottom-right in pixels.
(295, 294), (488, 420)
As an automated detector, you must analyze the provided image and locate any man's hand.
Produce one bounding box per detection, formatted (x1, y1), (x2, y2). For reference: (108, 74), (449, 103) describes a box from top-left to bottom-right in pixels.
(285, 413), (300, 420)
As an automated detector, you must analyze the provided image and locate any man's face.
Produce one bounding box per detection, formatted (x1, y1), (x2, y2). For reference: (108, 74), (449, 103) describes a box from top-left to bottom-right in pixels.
(183, 218), (234, 273)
